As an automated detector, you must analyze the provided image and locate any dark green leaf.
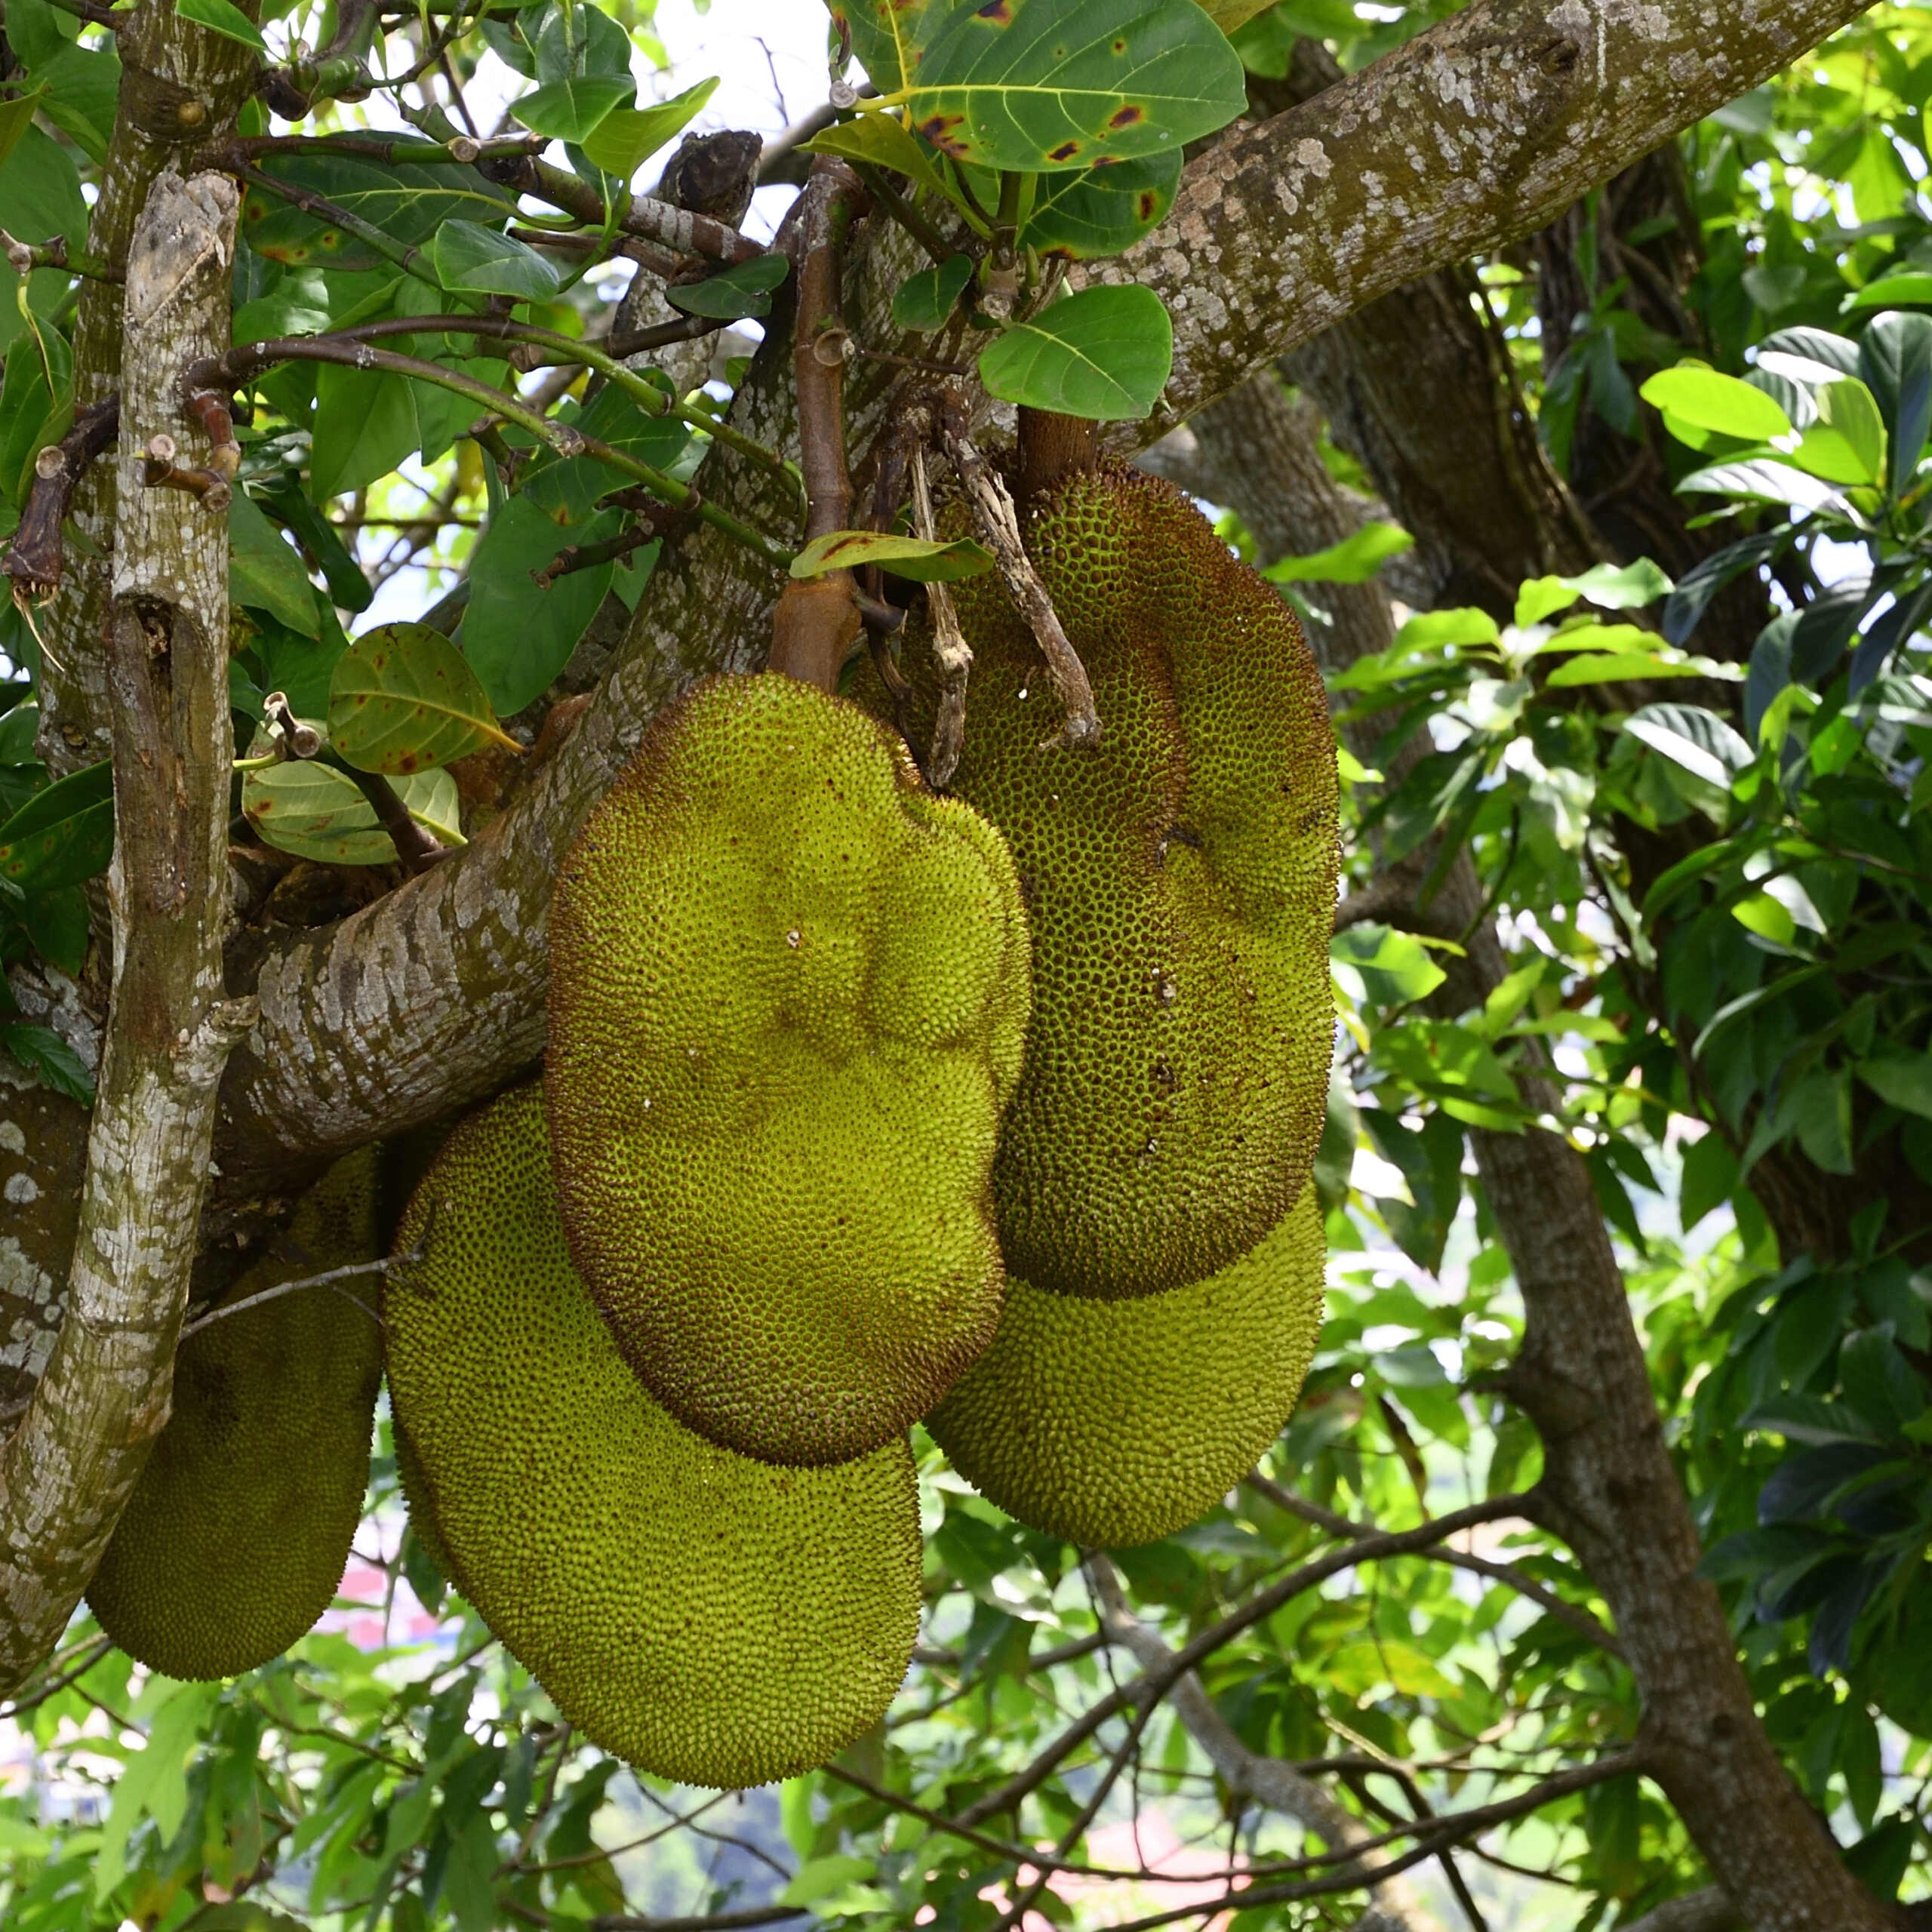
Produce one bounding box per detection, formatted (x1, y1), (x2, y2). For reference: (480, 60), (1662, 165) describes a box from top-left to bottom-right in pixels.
(1859, 310), (1932, 499)
(891, 254), (974, 332)
(311, 365), (419, 500)
(462, 497), (615, 716)
(0, 1021), (92, 1103)
(663, 252), (792, 319)
(243, 157), (511, 269)
(229, 489), (321, 635)
(902, 0), (1247, 174)
(789, 529), (994, 582)
(0, 91), (46, 177)
(430, 220), (560, 300)
(174, 0), (266, 50)
(1674, 457), (1843, 515)
(328, 624), (518, 775)
(977, 282), (1171, 420)
(1023, 152), (1180, 258)
(33, 42), (119, 165)
(0, 758), (112, 891)
(21, 882), (87, 975)
(257, 478), (374, 613)
(803, 110), (959, 213)
(0, 128), (89, 356)
(1623, 703), (1752, 789)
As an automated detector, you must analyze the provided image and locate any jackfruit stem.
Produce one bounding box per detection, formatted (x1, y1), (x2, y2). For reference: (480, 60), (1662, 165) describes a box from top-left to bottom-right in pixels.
(1017, 409), (1100, 505)
(942, 414), (1100, 753)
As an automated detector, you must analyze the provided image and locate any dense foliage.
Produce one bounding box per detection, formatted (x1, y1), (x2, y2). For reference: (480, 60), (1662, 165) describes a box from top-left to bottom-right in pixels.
(4, 0), (1932, 1927)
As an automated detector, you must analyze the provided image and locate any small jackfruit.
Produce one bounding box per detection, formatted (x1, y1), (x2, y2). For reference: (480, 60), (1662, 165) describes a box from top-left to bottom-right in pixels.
(857, 463), (1339, 1300)
(546, 672), (1029, 1466)
(927, 1186), (1326, 1548)
(385, 1083), (922, 1789)
(88, 1149), (383, 1678)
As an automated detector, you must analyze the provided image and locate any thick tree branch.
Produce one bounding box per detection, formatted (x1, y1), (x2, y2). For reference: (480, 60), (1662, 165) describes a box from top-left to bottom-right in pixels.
(0, 172), (251, 1695)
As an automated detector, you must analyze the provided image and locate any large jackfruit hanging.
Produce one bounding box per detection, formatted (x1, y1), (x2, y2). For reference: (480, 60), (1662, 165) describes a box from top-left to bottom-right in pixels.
(87, 1149), (383, 1679)
(857, 462), (1340, 1300)
(927, 1186), (1327, 1548)
(545, 672), (1029, 1467)
(384, 1084), (922, 1790)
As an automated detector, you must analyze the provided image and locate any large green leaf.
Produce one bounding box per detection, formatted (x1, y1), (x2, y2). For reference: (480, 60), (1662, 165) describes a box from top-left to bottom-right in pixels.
(229, 490), (321, 636)
(829, 0), (946, 94)
(0, 91), (43, 177)
(430, 220), (560, 300)
(1859, 309), (1932, 498)
(580, 76), (719, 179)
(802, 111), (959, 214)
(663, 253), (792, 319)
(0, 128), (88, 356)
(311, 365), (419, 500)
(243, 157), (511, 270)
(328, 624), (518, 774)
(512, 75), (634, 144)
(977, 282), (1171, 419)
(900, 0), (1246, 174)
(1023, 152), (1180, 257)
(893, 254), (974, 331)
(462, 497), (617, 716)
(1641, 362), (1793, 441)
(32, 42), (119, 165)
(242, 757), (463, 866)
(0, 759), (112, 892)
(175, 0), (267, 51)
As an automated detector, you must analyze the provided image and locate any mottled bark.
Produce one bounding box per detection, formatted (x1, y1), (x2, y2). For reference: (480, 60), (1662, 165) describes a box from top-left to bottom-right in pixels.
(0, 173), (249, 1694)
(34, 0), (263, 782)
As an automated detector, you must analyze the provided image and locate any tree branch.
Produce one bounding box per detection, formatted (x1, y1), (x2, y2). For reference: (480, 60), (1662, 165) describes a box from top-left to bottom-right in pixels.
(0, 173), (252, 1695)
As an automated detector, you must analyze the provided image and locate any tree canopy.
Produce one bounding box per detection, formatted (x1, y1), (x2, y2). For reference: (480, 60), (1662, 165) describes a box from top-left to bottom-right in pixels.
(4, 0), (1932, 1929)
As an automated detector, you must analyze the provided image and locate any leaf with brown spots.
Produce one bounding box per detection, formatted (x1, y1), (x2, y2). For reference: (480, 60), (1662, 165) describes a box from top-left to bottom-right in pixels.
(326, 623), (520, 777)
(242, 753), (465, 867)
(1023, 150), (1179, 258)
(888, 0), (1244, 174)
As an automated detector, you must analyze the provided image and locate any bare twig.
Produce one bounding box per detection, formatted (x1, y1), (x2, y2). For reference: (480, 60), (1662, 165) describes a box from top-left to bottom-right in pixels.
(2, 395), (118, 599)
(178, 1244), (423, 1340)
(940, 398), (1098, 752)
(909, 442), (971, 786)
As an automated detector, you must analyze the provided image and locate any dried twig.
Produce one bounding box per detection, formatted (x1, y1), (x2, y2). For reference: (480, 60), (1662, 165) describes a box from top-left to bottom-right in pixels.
(940, 398), (1099, 752)
(2, 395), (118, 599)
(177, 1242), (425, 1340)
(909, 443), (971, 787)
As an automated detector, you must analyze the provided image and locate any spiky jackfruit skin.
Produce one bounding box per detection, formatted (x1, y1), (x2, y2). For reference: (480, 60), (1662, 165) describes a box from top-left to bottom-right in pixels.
(386, 1084), (922, 1789)
(88, 1149), (383, 1678)
(856, 463), (1339, 1300)
(928, 1186), (1326, 1547)
(546, 672), (1030, 1466)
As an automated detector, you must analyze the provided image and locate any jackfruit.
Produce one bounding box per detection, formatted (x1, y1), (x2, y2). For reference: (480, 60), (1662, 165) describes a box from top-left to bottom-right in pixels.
(928, 1185), (1326, 1547)
(88, 1149), (383, 1678)
(857, 462), (1339, 1300)
(545, 672), (1029, 1466)
(385, 1083), (922, 1789)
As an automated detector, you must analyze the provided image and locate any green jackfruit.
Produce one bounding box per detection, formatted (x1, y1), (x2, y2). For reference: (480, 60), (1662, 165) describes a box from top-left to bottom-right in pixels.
(928, 1186), (1326, 1547)
(546, 672), (1029, 1466)
(88, 1149), (383, 1678)
(857, 463), (1339, 1300)
(386, 1083), (922, 1789)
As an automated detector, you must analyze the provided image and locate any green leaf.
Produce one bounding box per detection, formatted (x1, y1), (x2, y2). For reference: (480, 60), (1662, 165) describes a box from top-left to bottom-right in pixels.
(242, 157), (511, 271)
(779, 1854), (878, 1908)
(892, 254), (974, 332)
(20, 881), (87, 974)
(1675, 457), (1844, 515)
(0, 89), (45, 175)
(789, 529), (995, 581)
(229, 490), (321, 636)
(0, 1021), (91, 1103)
(1858, 1050), (1932, 1121)
(512, 75), (634, 144)
(0, 758), (112, 891)
(174, 0), (266, 50)
(430, 220), (560, 300)
(328, 623), (519, 774)
(1264, 520), (1412, 585)
(463, 497), (616, 717)
(1331, 923), (1447, 1005)
(242, 755), (463, 866)
(33, 42), (119, 165)
(804, 110), (961, 216)
(1842, 272), (1932, 313)
(1858, 309), (1932, 500)
(830, 0), (945, 94)
(977, 282), (1171, 420)
(311, 365), (418, 500)
(1812, 377), (1887, 487)
(580, 77), (720, 178)
(900, 0), (1247, 174)
(1023, 151), (1180, 258)
(663, 252), (792, 319)
(0, 128), (89, 356)
(1623, 702), (1753, 790)
(1641, 361), (1793, 441)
